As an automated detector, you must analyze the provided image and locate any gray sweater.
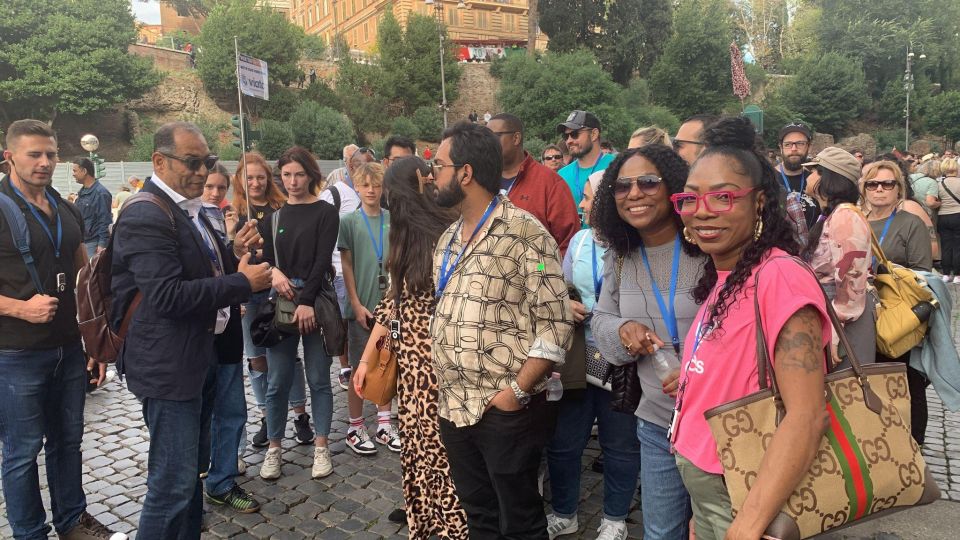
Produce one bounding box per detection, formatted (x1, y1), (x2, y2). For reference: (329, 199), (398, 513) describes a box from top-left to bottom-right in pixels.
(591, 241), (705, 427)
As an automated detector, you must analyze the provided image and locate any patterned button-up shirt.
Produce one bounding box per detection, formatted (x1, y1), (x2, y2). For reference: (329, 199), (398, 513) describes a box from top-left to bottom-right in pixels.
(431, 195), (573, 427)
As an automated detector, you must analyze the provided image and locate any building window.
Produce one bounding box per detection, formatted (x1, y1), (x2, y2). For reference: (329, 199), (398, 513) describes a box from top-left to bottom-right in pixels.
(363, 22), (369, 42)
(475, 11), (487, 28)
(308, 9), (313, 25)
(176, 5), (189, 16)
(447, 6), (459, 26)
(503, 13), (514, 31)
(351, 0), (356, 14)
(324, 0), (329, 15)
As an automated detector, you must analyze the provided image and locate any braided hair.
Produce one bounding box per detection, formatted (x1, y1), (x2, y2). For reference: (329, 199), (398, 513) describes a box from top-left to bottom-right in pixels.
(691, 117), (801, 330)
(591, 144), (697, 257)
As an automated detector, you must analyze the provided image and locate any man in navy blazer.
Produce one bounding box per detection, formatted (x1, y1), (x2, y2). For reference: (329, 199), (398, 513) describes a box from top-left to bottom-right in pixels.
(110, 122), (271, 540)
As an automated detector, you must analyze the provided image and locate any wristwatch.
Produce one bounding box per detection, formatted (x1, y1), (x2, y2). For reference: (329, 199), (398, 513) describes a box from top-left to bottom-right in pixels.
(509, 380), (532, 407)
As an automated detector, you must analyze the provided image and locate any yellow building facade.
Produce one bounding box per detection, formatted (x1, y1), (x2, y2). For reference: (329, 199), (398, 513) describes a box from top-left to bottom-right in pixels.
(288, 0), (542, 54)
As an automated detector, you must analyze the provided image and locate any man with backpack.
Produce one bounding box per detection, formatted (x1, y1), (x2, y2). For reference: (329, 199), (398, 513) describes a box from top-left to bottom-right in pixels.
(109, 122), (271, 539)
(0, 119), (124, 539)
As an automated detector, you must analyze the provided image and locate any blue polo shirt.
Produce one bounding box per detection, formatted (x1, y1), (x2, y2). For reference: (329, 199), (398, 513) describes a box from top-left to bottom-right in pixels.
(559, 153), (615, 207)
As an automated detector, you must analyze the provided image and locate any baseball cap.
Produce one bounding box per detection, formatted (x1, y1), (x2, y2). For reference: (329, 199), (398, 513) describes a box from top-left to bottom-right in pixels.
(557, 110), (601, 134)
(802, 147), (861, 185)
(778, 122), (812, 142)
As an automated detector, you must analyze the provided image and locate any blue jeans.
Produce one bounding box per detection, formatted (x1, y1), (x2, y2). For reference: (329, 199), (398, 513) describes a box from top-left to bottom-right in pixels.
(206, 363), (246, 496)
(84, 241), (99, 259)
(137, 369), (216, 540)
(241, 290), (269, 359)
(0, 343), (87, 539)
(265, 331), (333, 441)
(546, 385), (640, 521)
(637, 420), (692, 540)
(248, 359), (307, 411)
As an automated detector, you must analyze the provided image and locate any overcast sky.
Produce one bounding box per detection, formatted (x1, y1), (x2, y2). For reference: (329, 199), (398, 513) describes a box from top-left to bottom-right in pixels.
(132, 0), (161, 24)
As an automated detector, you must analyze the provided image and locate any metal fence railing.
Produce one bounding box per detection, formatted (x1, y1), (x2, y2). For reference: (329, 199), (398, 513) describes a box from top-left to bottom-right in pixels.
(52, 160), (345, 197)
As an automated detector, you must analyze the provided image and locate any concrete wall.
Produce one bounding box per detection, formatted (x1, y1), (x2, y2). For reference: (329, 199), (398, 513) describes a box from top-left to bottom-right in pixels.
(129, 44), (193, 72)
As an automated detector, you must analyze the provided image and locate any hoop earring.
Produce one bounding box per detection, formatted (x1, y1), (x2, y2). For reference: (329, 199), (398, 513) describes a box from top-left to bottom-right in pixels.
(754, 219), (764, 241)
(682, 227), (697, 245)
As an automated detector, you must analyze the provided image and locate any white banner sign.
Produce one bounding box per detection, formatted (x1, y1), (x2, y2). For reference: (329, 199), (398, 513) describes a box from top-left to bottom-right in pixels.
(238, 53), (269, 100)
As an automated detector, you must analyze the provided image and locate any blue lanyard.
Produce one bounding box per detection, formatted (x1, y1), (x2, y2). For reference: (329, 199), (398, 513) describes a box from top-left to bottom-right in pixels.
(591, 240), (602, 301)
(436, 197), (498, 298)
(194, 216), (222, 275)
(878, 210), (897, 246)
(359, 208), (384, 265)
(779, 165), (805, 195)
(12, 185), (62, 258)
(638, 235), (682, 354)
(574, 155), (602, 200)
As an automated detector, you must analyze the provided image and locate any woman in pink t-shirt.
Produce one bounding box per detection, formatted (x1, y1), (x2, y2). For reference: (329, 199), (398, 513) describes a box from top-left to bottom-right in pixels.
(668, 117), (832, 540)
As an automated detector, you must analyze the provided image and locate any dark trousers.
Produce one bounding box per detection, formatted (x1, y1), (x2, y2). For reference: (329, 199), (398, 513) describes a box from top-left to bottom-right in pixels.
(937, 213), (960, 275)
(878, 352), (929, 445)
(137, 368), (216, 540)
(440, 397), (557, 540)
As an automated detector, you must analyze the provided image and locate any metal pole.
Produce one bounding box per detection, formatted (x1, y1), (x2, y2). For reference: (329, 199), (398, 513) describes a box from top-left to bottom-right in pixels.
(905, 51), (911, 150)
(437, 2), (448, 128)
(234, 36), (251, 222)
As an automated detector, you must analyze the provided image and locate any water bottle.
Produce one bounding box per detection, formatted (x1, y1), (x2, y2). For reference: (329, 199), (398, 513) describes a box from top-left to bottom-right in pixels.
(546, 372), (563, 401)
(650, 346), (681, 383)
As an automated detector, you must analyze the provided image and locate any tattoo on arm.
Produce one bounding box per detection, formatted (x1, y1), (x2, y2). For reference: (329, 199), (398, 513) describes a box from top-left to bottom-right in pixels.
(774, 306), (823, 374)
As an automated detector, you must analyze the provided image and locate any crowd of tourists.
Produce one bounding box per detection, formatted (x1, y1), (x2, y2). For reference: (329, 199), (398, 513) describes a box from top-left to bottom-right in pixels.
(0, 108), (955, 540)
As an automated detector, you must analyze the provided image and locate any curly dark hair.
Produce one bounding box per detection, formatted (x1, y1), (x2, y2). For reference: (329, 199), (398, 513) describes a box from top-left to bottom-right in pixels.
(590, 144), (697, 257)
(692, 117), (800, 330)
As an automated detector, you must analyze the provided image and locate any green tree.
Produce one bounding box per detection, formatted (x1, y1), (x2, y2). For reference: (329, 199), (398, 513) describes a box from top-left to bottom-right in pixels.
(197, 0), (304, 97)
(302, 79), (341, 110)
(493, 50), (633, 147)
(538, 0), (672, 83)
(0, 0), (159, 123)
(412, 106), (444, 142)
(335, 59), (392, 140)
(925, 91), (960, 145)
(257, 119), (294, 159)
(289, 102), (354, 159)
(778, 52), (867, 136)
(390, 117), (420, 141)
(303, 34), (328, 60)
(649, 0), (735, 118)
(255, 85), (302, 122)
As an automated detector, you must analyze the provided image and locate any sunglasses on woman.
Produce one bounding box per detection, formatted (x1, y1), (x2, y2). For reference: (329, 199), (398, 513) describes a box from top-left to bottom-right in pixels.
(669, 187), (757, 215)
(864, 180), (898, 191)
(613, 175), (663, 199)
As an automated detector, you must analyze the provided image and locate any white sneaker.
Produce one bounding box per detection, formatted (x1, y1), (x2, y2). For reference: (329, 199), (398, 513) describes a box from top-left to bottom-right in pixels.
(346, 425), (378, 455)
(237, 456), (247, 475)
(942, 274), (953, 282)
(259, 447), (282, 480)
(952, 276), (960, 284)
(595, 518), (627, 540)
(375, 424), (402, 453)
(546, 513), (578, 539)
(312, 446), (333, 478)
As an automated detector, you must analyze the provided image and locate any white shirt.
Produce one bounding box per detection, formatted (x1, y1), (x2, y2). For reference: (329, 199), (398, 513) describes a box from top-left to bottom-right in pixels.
(320, 179), (360, 275)
(150, 174), (230, 334)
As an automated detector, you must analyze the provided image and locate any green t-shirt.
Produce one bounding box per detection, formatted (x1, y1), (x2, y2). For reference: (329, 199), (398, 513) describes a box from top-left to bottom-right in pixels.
(337, 208), (390, 317)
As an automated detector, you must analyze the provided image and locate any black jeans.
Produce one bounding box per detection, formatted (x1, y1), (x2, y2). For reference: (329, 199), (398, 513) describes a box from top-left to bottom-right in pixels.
(937, 213), (960, 275)
(877, 352), (929, 445)
(440, 396), (557, 540)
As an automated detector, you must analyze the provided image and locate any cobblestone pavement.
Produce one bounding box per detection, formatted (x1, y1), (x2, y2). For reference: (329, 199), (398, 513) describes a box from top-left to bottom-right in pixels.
(3, 308), (960, 539)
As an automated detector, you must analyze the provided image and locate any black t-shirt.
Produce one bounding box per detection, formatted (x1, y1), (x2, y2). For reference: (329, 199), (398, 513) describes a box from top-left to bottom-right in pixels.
(0, 176), (83, 349)
(236, 202), (275, 232)
(259, 200), (339, 306)
(778, 168), (821, 229)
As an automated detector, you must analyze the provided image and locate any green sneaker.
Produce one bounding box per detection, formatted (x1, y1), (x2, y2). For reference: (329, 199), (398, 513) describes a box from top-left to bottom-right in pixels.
(206, 484), (261, 513)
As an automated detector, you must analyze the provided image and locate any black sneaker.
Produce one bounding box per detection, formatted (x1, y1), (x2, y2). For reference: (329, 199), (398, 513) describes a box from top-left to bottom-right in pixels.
(252, 417), (268, 448)
(294, 413), (314, 444)
(206, 484), (261, 513)
(388, 507), (406, 524)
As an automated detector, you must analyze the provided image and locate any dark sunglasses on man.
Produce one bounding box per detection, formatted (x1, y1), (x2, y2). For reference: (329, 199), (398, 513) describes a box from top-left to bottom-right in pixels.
(542, 154), (563, 162)
(160, 152), (219, 172)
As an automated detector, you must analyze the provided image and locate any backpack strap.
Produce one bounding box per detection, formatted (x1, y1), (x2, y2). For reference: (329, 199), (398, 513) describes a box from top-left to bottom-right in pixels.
(272, 207), (282, 270)
(939, 177), (960, 206)
(114, 192), (176, 338)
(325, 185), (341, 211)
(0, 192), (44, 294)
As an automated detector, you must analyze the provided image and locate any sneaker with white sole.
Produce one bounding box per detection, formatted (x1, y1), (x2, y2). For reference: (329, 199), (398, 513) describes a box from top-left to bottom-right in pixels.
(595, 518), (627, 540)
(953, 276), (960, 284)
(546, 513), (578, 539)
(293, 413), (314, 445)
(346, 426), (378, 455)
(375, 424), (402, 453)
(259, 447), (282, 480)
(312, 446), (333, 478)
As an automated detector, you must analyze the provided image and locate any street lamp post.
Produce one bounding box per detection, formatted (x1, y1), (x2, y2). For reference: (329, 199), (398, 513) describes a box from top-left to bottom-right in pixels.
(425, 0), (464, 128)
(904, 45), (926, 150)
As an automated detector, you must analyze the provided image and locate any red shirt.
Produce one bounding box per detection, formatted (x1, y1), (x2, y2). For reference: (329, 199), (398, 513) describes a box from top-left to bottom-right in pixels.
(507, 153), (579, 255)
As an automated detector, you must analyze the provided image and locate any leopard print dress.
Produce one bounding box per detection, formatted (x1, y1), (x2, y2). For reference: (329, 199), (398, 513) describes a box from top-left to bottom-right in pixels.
(375, 287), (468, 540)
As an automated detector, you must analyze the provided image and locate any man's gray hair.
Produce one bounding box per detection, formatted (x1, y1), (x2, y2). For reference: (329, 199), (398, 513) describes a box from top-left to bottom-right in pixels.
(342, 144), (358, 161)
(154, 122), (205, 155)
